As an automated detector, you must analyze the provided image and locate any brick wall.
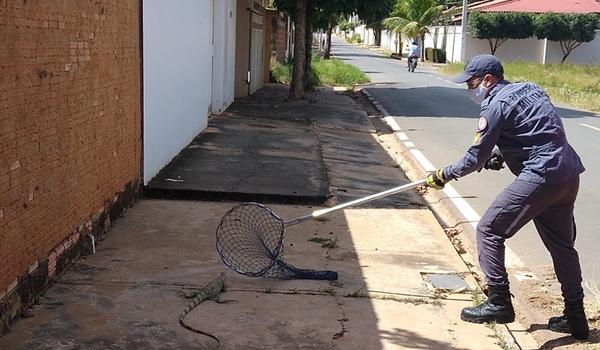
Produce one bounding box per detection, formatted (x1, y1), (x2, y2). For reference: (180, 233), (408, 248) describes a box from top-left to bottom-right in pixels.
(273, 14), (288, 63)
(0, 0), (141, 313)
(265, 10), (288, 64)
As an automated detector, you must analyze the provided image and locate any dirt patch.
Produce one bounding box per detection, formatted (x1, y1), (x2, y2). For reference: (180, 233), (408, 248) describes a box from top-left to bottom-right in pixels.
(444, 228), (467, 255)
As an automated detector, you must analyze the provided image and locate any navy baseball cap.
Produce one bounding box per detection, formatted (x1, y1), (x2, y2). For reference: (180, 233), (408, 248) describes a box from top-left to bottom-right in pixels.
(452, 54), (504, 83)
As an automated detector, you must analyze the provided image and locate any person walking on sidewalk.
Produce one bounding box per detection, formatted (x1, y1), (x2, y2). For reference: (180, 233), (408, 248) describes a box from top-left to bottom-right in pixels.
(425, 54), (589, 340)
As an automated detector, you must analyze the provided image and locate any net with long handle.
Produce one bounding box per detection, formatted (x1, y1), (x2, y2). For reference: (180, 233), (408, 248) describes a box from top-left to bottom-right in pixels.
(216, 180), (426, 281)
(215, 202), (338, 280)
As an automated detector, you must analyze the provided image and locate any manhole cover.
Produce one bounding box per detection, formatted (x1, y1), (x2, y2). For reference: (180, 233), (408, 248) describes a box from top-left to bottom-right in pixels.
(421, 272), (468, 292)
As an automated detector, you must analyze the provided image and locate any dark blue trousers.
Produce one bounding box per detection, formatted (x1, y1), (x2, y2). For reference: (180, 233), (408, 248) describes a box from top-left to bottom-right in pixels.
(477, 176), (584, 302)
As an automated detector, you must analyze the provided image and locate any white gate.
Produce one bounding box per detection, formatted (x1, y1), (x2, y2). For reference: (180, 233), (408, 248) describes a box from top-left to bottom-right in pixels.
(211, 0), (236, 113)
(249, 12), (264, 94)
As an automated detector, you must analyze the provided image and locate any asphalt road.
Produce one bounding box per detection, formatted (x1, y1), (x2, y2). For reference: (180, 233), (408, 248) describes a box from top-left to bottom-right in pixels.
(331, 36), (600, 291)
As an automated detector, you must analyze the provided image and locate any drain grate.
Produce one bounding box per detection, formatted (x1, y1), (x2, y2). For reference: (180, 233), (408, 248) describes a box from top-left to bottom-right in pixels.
(421, 272), (469, 292)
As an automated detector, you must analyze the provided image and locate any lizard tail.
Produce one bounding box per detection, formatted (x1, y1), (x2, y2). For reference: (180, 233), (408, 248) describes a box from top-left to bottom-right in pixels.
(179, 311), (221, 347)
(178, 273), (226, 347)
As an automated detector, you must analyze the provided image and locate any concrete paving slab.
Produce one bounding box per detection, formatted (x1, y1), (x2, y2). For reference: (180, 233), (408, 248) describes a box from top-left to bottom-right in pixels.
(146, 84), (381, 204)
(223, 102), (316, 125)
(0, 200), (506, 349)
(146, 116), (329, 204)
(319, 129), (423, 208)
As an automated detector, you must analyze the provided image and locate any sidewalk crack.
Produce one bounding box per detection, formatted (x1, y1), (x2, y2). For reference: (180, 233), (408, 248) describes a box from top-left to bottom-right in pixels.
(332, 296), (349, 343)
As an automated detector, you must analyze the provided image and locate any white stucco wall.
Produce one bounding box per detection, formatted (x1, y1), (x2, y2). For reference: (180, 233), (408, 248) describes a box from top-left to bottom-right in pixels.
(429, 26), (600, 65)
(426, 26), (544, 63)
(356, 25), (376, 46)
(465, 36), (545, 63)
(143, 0), (214, 184)
(380, 30), (402, 53)
(544, 30), (600, 64)
(448, 27), (463, 63)
(422, 26), (460, 62)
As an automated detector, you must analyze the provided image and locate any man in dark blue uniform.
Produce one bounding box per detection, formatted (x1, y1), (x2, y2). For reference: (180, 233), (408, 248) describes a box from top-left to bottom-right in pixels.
(425, 54), (589, 340)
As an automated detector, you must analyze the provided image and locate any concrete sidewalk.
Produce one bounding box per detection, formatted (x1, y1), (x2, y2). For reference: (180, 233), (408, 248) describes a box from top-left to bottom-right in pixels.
(0, 85), (535, 349)
(145, 84), (401, 206)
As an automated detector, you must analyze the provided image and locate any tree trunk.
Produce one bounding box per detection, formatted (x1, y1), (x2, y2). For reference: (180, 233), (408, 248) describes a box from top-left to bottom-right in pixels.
(560, 40), (568, 63)
(289, 0), (307, 100)
(374, 27), (382, 46)
(489, 38), (508, 56)
(420, 34), (426, 62)
(324, 17), (333, 59)
(560, 40), (581, 64)
(303, 0), (313, 91)
(489, 39), (496, 55)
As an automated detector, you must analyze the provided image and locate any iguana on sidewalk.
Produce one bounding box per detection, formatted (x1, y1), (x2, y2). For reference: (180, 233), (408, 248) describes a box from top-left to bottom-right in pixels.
(179, 273), (226, 347)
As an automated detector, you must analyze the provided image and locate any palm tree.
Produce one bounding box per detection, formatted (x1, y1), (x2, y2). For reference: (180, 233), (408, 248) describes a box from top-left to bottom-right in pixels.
(383, 0), (445, 61)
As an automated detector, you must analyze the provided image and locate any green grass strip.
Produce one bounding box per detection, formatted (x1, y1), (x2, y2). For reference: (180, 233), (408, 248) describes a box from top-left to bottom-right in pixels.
(271, 56), (369, 89)
(441, 61), (600, 113)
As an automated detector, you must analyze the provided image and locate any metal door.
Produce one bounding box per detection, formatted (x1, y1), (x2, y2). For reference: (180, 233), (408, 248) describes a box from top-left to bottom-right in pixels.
(249, 12), (263, 94)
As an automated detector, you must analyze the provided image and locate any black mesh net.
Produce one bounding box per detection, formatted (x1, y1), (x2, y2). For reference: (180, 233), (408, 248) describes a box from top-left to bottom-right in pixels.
(216, 203), (338, 280)
(216, 203), (284, 277)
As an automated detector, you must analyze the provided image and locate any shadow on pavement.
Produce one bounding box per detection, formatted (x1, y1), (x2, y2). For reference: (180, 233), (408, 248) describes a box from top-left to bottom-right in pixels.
(365, 86), (598, 119)
(333, 52), (388, 59)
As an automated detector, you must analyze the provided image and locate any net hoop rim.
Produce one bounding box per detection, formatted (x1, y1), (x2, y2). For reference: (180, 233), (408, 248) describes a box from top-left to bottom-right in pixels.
(215, 202), (285, 277)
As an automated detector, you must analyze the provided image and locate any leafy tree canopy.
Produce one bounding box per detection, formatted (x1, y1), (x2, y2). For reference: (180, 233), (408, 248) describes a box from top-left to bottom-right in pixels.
(383, 0), (446, 59)
(534, 12), (599, 43)
(533, 12), (600, 62)
(470, 11), (534, 41)
(274, 0), (394, 26)
(384, 0), (446, 36)
(469, 11), (533, 54)
(356, 0), (395, 28)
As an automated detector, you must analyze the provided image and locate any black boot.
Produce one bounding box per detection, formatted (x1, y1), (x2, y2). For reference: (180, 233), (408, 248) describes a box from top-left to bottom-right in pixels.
(461, 285), (515, 324)
(548, 299), (589, 340)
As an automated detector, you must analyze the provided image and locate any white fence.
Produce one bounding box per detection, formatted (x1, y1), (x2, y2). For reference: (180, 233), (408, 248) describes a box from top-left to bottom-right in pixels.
(350, 23), (600, 64)
(424, 26), (463, 63)
(351, 25), (374, 46)
(380, 30), (400, 53)
(351, 25), (403, 54)
(545, 31), (600, 64)
(425, 26), (600, 64)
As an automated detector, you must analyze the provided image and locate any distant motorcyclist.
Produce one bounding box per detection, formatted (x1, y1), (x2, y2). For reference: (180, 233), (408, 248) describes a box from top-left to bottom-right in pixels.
(407, 41), (420, 70)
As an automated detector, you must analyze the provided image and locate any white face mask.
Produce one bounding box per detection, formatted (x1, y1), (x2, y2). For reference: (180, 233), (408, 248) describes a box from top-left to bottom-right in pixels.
(468, 82), (488, 104)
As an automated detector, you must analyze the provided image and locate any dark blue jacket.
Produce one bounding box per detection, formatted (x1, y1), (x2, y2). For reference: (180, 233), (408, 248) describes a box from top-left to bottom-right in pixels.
(443, 81), (584, 184)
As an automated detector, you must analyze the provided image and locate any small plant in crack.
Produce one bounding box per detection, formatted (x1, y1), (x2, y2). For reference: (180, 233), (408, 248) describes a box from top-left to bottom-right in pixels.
(319, 287), (337, 296)
(309, 237), (339, 249)
(346, 288), (367, 298)
(471, 288), (484, 306)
